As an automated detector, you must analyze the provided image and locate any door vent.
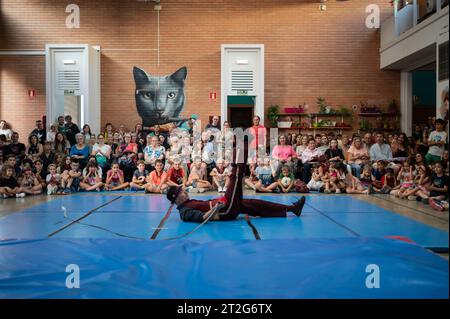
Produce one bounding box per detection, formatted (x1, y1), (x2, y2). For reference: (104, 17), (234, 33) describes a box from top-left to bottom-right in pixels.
(231, 70), (254, 91)
(57, 70), (81, 91)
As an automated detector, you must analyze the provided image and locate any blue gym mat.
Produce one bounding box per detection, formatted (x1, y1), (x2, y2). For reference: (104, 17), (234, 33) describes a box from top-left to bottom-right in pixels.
(0, 237), (447, 299)
(0, 195), (448, 250)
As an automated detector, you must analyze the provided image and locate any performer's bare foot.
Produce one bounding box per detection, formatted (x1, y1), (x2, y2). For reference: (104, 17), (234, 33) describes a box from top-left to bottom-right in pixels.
(292, 196), (306, 217)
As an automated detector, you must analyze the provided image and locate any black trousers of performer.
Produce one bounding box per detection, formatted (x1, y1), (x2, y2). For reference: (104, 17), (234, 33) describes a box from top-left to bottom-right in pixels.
(219, 164), (295, 221)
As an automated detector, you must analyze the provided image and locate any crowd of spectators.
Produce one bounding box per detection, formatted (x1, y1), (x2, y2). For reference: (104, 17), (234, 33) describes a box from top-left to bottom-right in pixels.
(0, 115), (448, 211)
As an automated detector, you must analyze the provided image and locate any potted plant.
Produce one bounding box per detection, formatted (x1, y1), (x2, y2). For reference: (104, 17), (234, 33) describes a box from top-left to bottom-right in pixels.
(359, 119), (372, 131)
(338, 105), (351, 116)
(268, 105), (280, 127)
(277, 116), (293, 128)
(317, 97), (327, 114)
(387, 99), (398, 114)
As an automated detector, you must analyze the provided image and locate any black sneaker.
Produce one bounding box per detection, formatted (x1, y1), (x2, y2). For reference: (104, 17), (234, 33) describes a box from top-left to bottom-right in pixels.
(292, 196), (306, 217)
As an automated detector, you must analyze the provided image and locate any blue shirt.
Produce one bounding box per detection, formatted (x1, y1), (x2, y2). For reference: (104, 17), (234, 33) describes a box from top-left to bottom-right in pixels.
(369, 143), (393, 161)
(143, 145), (166, 161)
(69, 145), (90, 160)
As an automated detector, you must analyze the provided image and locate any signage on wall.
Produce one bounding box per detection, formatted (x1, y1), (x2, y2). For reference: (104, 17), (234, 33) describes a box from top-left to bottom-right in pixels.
(64, 89), (75, 95)
(209, 92), (217, 101)
(28, 89), (36, 100)
(237, 90), (248, 95)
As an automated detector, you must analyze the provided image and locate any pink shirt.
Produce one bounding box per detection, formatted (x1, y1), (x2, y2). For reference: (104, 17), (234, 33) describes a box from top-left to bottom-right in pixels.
(301, 148), (323, 164)
(249, 125), (266, 151)
(271, 145), (296, 161)
(347, 145), (369, 164)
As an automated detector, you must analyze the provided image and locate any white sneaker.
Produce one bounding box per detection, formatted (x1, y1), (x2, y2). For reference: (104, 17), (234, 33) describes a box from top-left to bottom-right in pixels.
(198, 188), (206, 193)
(335, 189), (341, 194)
(47, 188), (52, 195)
(222, 187), (227, 193)
(188, 187), (199, 193)
(16, 193), (26, 198)
(217, 186), (223, 192)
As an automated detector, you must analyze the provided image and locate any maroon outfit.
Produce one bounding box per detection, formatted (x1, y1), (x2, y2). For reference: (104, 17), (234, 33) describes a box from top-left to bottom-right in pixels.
(180, 164), (294, 221)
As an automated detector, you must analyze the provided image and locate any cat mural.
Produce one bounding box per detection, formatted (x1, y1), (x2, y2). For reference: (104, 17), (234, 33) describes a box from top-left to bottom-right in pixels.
(133, 66), (188, 128)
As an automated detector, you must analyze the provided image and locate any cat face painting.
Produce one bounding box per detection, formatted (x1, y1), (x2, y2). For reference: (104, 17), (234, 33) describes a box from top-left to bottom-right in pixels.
(133, 66), (187, 127)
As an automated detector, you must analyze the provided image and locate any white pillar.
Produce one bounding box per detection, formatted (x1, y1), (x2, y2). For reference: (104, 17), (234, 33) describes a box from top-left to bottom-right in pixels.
(400, 71), (413, 135)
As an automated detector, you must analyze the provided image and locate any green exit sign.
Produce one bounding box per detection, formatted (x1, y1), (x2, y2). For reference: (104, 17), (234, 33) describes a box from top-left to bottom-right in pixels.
(64, 89), (75, 95)
(237, 90), (248, 95)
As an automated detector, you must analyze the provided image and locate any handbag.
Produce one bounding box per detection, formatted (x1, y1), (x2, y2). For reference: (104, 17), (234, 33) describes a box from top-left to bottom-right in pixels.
(294, 179), (309, 193)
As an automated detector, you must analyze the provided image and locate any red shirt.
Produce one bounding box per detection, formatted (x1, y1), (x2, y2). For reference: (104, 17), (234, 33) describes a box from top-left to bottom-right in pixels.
(381, 175), (396, 188)
(167, 167), (185, 184)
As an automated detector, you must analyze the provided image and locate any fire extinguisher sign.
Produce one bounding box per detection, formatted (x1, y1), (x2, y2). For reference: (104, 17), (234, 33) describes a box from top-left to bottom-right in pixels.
(28, 89), (36, 99)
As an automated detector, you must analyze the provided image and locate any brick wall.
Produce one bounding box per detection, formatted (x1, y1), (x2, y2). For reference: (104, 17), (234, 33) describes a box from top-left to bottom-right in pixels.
(0, 56), (46, 139)
(0, 0), (400, 139)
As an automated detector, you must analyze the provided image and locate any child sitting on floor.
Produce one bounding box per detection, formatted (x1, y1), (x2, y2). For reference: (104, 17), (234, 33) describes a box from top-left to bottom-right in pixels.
(405, 165), (431, 200)
(19, 168), (43, 196)
(33, 159), (47, 190)
(130, 160), (149, 191)
(46, 164), (61, 195)
(391, 160), (415, 199)
(415, 161), (448, 204)
(255, 157), (279, 193)
(244, 157), (260, 191)
(371, 160), (386, 191)
(328, 161), (346, 194)
(278, 165), (295, 193)
(0, 165), (25, 198)
(379, 167), (397, 194)
(186, 157), (211, 193)
(210, 158), (231, 193)
(341, 166), (370, 195)
(80, 162), (104, 192)
(58, 156), (72, 175)
(61, 159), (82, 194)
(307, 163), (324, 191)
(145, 159), (168, 194)
(105, 162), (129, 191)
(358, 165), (373, 193)
(166, 158), (187, 188)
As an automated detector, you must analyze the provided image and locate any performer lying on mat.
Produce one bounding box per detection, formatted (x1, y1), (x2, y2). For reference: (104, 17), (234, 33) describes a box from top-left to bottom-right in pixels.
(166, 150), (306, 223)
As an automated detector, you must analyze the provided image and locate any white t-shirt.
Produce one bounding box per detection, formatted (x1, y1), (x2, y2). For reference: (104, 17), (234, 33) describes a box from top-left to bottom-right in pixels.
(0, 129), (13, 140)
(202, 142), (216, 164)
(46, 131), (56, 144)
(92, 143), (111, 157)
(46, 173), (61, 184)
(428, 130), (447, 157)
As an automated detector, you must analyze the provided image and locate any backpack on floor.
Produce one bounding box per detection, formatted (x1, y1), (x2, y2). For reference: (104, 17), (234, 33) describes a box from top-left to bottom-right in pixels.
(294, 179), (309, 193)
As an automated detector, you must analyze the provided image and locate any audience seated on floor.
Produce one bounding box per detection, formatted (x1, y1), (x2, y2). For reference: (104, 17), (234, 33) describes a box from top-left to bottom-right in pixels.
(0, 116), (447, 211)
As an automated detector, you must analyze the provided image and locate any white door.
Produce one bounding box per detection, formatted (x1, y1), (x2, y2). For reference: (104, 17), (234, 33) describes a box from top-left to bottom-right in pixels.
(46, 45), (101, 133)
(221, 45), (264, 125)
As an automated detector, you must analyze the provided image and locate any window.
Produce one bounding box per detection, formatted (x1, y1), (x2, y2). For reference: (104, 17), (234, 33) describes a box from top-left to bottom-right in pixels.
(439, 41), (449, 81)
